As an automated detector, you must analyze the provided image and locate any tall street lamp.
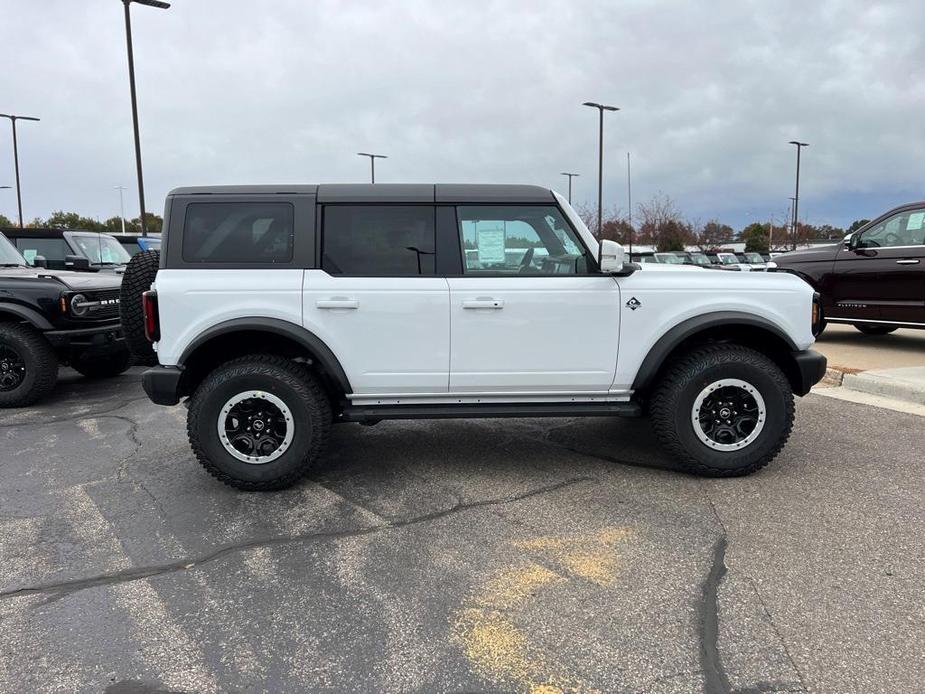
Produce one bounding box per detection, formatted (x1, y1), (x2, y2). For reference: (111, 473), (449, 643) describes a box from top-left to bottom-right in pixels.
(582, 101), (619, 264)
(560, 172), (579, 203)
(115, 185), (127, 233)
(121, 0), (170, 237)
(626, 151), (633, 258)
(357, 152), (387, 183)
(0, 113), (40, 228)
(788, 141), (808, 250)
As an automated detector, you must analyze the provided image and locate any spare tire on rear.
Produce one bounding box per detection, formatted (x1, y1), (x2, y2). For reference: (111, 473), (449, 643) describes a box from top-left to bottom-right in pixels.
(120, 249), (160, 366)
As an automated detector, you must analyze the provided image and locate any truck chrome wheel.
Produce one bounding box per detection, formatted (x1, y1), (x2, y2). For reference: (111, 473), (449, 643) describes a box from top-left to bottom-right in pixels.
(691, 378), (766, 451)
(217, 390), (294, 464)
(0, 345), (26, 392)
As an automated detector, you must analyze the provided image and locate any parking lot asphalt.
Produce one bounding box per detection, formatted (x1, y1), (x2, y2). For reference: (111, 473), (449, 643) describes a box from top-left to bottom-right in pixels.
(813, 324), (925, 371)
(1, 369), (923, 694)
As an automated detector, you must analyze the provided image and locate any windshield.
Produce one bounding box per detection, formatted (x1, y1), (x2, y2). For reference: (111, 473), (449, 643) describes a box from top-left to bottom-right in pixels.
(655, 253), (683, 264)
(690, 254), (710, 266)
(70, 233), (132, 264)
(720, 254), (738, 265)
(744, 252), (764, 263)
(0, 233), (27, 266)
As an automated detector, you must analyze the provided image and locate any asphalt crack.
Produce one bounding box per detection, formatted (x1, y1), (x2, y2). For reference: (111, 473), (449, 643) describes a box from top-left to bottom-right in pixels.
(0, 476), (592, 604)
(0, 395), (150, 429)
(699, 533), (731, 694)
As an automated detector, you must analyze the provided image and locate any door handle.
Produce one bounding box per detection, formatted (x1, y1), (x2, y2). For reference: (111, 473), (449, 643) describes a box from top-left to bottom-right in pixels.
(316, 298), (359, 309)
(896, 259), (920, 265)
(462, 298), (504, 309)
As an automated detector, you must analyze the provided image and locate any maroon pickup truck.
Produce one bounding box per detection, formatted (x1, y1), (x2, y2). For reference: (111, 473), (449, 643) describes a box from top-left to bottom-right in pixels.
(770, 201), (925, 335)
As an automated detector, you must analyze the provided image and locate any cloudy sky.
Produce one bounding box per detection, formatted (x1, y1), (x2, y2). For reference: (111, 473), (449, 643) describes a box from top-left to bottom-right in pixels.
(1, 0), (922, 229)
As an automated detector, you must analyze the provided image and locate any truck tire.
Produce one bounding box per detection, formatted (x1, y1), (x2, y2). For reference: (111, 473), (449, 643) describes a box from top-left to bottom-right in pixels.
(854, 324), (897, 336)
(649, 344), (794, 477)
(187, 355), (332, 490)
(72, 349), (132, 378)
(120, 249), (160, 366)
(0, 323), (58, 408)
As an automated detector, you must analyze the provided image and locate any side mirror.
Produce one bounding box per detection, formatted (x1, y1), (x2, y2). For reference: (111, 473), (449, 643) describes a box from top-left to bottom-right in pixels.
(844, 233), (859, 251)
(65, 255), (91, 271)
(599, 239), (625, 273)
(32, 255), (47, 268)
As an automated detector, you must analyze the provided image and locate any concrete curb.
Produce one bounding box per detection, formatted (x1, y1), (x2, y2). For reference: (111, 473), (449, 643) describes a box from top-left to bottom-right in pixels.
(824, 365), (925, 406)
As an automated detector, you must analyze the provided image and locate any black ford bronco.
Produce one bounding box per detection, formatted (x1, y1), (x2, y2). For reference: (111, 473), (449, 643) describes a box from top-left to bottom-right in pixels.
(0, 232), (130, 407)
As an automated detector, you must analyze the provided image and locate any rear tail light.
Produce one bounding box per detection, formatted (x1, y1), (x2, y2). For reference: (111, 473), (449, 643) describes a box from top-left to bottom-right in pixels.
(142, 290), (160, 342)
(811, 292), (822, 336)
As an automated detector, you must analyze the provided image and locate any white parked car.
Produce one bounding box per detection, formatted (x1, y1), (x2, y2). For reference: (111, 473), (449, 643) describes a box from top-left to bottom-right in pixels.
(123, 184), (826, 490)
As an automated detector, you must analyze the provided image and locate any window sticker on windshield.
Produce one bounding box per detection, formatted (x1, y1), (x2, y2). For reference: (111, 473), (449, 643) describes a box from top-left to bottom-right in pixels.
(476, 225), (506, 264)
(907, 212), (924, 230)
(22, 249), (37, 264)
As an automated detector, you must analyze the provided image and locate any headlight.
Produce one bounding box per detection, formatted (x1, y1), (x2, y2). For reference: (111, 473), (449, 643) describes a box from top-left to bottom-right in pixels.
(766, 261), (778, 270)
(70, 293), (89, 316)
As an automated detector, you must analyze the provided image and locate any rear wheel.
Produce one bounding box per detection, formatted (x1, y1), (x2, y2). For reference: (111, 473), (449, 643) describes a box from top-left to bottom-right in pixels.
(187, 355), (332, 490)
(72, 349), (132, 378)
(0, 323), (58, 408)
(649, 344), (794, 477)
(120, 249), (160, 366)
(854, 324), (897, 336)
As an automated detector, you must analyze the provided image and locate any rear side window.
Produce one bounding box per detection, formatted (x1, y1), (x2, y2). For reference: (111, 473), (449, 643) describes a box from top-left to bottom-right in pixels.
(182, 202), (294, 263)
(322, 205), (435, 276)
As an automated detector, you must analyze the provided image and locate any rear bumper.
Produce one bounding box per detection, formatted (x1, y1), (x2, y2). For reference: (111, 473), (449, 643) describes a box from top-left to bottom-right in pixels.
(792, 349), (827, 396)
(142, 365), (183, 406)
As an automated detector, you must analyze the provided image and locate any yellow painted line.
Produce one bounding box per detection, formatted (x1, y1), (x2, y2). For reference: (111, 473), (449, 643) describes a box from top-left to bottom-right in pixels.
(453, 525), (631, 694)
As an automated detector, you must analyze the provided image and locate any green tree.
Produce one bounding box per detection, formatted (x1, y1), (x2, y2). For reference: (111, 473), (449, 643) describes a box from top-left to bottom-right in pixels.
(740, 222), (769, 253)
(0, 213), (13, 228)
(693, 220), (734, 250)
(44, 211), (106, 231)
(847, 219), (870, 233)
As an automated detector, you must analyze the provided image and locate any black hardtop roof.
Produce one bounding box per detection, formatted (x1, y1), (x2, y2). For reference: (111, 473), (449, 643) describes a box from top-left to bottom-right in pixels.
(167, 184), (557, 204)
(1, 227), (114, 238)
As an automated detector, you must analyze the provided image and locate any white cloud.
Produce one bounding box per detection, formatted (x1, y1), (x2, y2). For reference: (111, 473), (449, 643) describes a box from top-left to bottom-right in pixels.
(1, 0), (922, 228)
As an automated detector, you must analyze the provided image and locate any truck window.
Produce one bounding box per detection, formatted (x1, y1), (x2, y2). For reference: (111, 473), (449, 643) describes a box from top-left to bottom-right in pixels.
(321, 205), (435, 276)
(182, 202), (294, 263)
(14, 237), (70, 263)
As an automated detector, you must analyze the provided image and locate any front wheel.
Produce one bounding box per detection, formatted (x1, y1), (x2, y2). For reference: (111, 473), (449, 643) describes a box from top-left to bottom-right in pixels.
(0, 323), (58, 408)
(649, 344), (794, 477)
(187, 355), (332, 490)
(854, 324), (897, 336)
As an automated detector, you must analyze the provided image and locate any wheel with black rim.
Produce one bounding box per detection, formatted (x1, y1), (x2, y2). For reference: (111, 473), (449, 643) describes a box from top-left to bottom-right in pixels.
(854, 324), (897, 336)
(0, 323), (58, 408)
(72, 349), (132, 378)
(187, 354), (331, 490)
(649, 344), (794, 477)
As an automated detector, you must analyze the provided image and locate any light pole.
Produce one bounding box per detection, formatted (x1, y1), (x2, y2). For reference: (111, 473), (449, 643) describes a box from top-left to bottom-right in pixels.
(115, 186), (127, 233)
(0, 113), (40, 228)
(582, 101), (619, 264)
(626, 151), (633, 258)
(788, 141), (808, 250)
(121, 0), (170, 237)
(560, 172), (579, 203)
(357, 153), (387, 183)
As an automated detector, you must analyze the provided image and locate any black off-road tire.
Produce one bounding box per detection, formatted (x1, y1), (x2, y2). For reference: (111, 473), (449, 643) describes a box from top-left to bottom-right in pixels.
(854, 324), (897, 336)
(120, 249), (160, 366)
(72, 349), (132, 379)
(0, 323), (58, 408)
(187, 355), (332, 490)
(649, 344), (794, 477)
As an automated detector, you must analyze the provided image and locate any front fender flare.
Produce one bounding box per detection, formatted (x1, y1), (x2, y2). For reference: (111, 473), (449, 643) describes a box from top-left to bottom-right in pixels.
(632, 311), (798, 391)
(0, 302), (54, 330)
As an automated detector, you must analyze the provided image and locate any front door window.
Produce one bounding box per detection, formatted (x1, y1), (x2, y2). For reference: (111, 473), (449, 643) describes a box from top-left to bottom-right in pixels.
(858, 209), (925, 248)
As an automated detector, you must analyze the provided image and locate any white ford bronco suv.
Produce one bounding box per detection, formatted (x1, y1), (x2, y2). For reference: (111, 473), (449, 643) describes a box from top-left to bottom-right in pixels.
(122, 184), (826, 490)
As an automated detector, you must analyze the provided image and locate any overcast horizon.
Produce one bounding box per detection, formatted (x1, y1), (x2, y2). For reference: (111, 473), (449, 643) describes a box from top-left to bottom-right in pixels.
(1, 0), (923, 230)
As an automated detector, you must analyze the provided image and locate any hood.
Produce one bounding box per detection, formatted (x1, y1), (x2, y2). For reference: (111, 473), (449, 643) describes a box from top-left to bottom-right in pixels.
(0, 266), (123, 290)
(773, 244), (839, 265)
(636, 262), (706, 272)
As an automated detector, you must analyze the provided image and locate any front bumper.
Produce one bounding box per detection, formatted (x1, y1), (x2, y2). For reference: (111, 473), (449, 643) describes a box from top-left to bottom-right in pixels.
(792, 349), (827, 396)
(44, 324), (125, 356)
(142, 365), (184, 406)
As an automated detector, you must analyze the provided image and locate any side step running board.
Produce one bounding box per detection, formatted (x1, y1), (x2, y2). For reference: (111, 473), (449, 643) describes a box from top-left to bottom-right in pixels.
(339, 401), (642, 423)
